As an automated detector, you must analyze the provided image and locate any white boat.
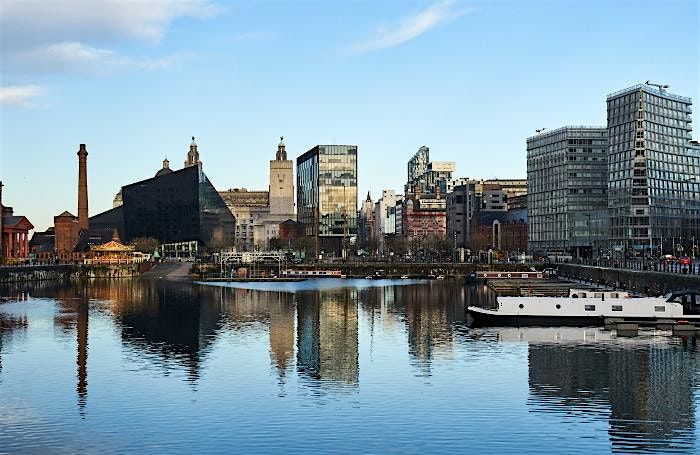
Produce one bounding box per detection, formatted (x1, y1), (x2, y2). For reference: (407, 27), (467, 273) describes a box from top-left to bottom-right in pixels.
(467, 289), (700, 327)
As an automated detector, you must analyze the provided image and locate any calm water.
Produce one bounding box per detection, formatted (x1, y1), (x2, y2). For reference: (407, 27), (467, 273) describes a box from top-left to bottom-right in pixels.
(0, 278), (698, 454)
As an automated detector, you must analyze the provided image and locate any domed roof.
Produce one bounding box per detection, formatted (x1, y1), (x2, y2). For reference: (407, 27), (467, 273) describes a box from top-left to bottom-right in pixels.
(155, 167), (172, 177)
(155, 157), (172, 177)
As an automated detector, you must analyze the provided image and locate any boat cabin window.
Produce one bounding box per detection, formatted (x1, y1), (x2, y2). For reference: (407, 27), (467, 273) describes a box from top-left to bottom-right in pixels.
(594, 293), (603, 298)
(654, 306), (666, 312)
(611, 305), (623, 311)
(585, 305), (596, 311)
(580, 293), (587, 298)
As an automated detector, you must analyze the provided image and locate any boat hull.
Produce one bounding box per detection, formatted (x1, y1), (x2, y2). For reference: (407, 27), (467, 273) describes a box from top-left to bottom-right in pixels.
(467, 310), (604, 328)
(467, 308), (700, 328)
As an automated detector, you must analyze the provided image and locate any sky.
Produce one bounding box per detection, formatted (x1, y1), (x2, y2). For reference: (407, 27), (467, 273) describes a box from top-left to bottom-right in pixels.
(1, 0), (698, 231)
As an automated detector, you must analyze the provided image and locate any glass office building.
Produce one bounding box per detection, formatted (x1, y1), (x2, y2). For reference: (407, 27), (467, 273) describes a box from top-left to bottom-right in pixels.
(297, 145), (358, 256)
(527, 127), (608, 257)
(607, 84), (699, 257)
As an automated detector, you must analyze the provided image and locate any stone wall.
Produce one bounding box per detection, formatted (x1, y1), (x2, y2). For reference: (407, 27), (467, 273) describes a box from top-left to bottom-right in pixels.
(558, 264), (700, 296)
(0, 263), (144, 284)
(0, 265), (77, 284)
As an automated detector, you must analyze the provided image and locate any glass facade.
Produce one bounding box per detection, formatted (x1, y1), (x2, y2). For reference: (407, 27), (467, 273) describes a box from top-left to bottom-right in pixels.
(297, 145), (358, 252)
(121, 165), (235, 251)
(527, 127), (608, 256)
(607, 85), (698, 256)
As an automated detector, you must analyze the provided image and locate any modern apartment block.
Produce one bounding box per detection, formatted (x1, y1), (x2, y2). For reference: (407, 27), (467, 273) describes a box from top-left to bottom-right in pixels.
(607, 84), (699, 256)
(446, 182), (476, 249)
(297, 145), (358, 256)
(527, 126), (608, 257)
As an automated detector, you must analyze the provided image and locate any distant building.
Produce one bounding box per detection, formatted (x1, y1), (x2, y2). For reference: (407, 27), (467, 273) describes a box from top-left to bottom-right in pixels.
(402, 194), (447, 243)
(219, 188), (269, 251)
(90, 141), (235, 256)
(470, 208), (528, 254)
(29, 227), (55, 262)
(447, 179), (528, 254)
(446, 182), (476, 249)
(407, 146), (430, 189)
(527, 126), (608, 257)
(219, 138), (295, 250)
(1, 205), (34, 262)
(357, 192), (375, 249)
(607, 83), (699, 256)
(297, 145), (358, 257)
(119, 164), (234, 252)
(374, 190), (402, 252)
(54, 210), (80, 261)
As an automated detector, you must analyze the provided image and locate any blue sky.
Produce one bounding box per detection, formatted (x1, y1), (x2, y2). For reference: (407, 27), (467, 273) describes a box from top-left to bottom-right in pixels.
(1, 0), (698, 231)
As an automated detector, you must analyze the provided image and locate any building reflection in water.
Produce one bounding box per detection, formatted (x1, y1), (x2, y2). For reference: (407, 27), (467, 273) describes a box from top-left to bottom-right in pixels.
(107, 280), (222, 384)
(0, 306), (28, 380)
(296, 288), (359, 387)
(49, 284), (90, 417)
(527, 339), (698, 452)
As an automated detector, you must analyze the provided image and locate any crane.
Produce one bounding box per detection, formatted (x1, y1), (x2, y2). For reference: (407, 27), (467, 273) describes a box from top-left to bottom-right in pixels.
(645, 80), (669, 93)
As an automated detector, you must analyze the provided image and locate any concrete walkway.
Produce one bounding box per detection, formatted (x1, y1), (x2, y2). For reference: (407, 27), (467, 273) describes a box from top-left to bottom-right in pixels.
(140, 262), (193, 280)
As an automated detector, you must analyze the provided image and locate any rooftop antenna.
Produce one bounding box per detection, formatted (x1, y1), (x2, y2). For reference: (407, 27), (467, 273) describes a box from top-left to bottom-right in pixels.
(535, 128), (547, 134)
(645, 80), (669, 93)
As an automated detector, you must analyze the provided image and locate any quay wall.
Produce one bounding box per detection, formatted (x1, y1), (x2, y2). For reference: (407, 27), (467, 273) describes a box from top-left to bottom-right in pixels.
(0, 264), (146, 284)
(0, 265), (77, 284)
(558, 264), (700, 295)
(195, 262), (532, 279)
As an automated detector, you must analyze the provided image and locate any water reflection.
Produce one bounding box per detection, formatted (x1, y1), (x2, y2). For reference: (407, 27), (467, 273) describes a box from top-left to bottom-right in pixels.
(296, 289), (359, 386)
(1, 279), (699, 453)
(527, 338), (698, 453)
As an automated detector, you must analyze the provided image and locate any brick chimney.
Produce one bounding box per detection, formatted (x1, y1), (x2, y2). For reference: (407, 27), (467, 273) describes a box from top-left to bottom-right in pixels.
(77, 144), (89, 231)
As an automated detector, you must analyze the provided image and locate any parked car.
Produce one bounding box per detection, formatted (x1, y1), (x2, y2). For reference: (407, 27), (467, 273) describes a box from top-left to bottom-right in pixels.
(679, 256), (691, 266)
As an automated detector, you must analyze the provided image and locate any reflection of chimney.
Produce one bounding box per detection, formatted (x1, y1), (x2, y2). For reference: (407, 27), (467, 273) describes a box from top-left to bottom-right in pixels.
(76, 296), (88, 416)
(77, 144), (89, 231)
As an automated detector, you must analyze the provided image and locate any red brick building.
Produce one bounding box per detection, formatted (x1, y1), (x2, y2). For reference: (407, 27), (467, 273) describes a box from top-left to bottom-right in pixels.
(402, 195), (446, 242)
(1, 206), (34, 262)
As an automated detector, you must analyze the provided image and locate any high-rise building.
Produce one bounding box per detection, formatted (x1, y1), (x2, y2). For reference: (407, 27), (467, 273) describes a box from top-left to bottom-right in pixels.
(607, 83), (699, 256)
(527, 127), (608, 257)
(297, 145), (358, 257)
(407, 146), (430, 188)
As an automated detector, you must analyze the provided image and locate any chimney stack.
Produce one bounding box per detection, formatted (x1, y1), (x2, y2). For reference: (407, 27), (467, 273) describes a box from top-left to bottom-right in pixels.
(77, 144), (89, 231)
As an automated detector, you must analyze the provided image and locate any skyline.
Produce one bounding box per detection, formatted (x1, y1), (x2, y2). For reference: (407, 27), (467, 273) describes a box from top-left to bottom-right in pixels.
(1, 0), (699, 231)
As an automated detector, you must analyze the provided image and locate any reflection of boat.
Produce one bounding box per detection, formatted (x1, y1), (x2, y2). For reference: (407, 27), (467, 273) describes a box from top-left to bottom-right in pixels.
(436, 275), (445, 280)
(468, 289), (700, 327)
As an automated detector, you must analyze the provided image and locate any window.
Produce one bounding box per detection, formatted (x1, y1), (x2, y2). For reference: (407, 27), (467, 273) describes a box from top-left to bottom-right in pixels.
(612, 305), (623, 311)
(654, 306), (666, 312)
(584, 305), (596, 311)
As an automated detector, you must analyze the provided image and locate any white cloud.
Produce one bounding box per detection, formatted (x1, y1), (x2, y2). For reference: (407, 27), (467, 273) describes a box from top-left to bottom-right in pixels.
(0, 0), (222, 46)
(0, 85), (46, 107)
(0, 1), (220, 76)
(10, 41), (179, 74)
(350, 1), (469, 54)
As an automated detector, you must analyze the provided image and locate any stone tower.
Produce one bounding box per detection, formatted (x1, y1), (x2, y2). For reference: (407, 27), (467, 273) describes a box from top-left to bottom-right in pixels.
(269, 137), (294, 216)
(184, 136), (201, 168)
(77, 144), (89, 231)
